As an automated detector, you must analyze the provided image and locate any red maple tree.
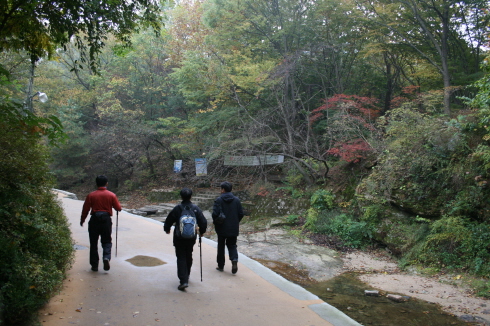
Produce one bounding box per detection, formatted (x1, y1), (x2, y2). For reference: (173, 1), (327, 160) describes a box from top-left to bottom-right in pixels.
(310, 94), (381, 163)
(310, 94), (380, 124)
(326, 139), (373, 163)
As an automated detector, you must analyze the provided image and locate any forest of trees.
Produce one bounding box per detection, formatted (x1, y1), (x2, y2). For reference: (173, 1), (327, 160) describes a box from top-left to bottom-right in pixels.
(3, 0), (487, 190)
(1, 0), (490, 323)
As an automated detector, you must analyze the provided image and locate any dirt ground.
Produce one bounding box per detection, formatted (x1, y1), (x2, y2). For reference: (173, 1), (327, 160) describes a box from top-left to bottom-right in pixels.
(343, 251), (490, 324)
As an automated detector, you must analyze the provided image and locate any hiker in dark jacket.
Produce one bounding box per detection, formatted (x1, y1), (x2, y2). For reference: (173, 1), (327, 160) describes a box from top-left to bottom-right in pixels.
(212, 181), (244, 274)
(164, 188), (207, 291)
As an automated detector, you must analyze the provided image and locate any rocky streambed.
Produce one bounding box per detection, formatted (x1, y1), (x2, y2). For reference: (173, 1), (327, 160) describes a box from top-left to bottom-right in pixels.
(226, 217), (490, 326)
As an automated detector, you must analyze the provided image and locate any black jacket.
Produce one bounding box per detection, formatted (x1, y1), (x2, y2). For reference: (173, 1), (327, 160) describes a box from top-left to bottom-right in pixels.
(212, 192), (244, 237)
(164, 200), (207, 246)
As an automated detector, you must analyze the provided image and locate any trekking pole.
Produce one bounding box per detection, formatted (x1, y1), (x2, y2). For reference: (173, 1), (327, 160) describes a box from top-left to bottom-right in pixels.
(199, 234), (203, 282)
(115, 211), (119, 257)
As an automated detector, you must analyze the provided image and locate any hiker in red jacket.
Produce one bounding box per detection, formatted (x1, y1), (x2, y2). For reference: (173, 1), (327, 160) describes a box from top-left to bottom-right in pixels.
(80, 175), (122, 272)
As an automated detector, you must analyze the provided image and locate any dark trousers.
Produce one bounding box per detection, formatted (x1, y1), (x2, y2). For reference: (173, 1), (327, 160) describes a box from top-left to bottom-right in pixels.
(175, 244), (194, 285)
(217, 235), (238, 268)
(88, 213), (112, 268)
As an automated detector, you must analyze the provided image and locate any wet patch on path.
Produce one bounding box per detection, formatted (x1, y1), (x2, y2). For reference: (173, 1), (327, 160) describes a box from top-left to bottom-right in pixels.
(255, 258), (317, 287)
(126, 255), (166, 267)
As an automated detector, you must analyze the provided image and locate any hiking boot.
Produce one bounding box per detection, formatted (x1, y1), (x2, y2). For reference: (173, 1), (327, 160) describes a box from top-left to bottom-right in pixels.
(232, 261), (238, 274)
(103, 259), (110, 271)
(91, 266), (98, 272)
(216, 266), (224, 272)
(178, 283), (188, 291)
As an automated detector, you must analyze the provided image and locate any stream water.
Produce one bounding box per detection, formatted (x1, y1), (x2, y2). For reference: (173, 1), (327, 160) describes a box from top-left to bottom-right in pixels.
(307, 273), (468, 326)
(239, 195), (471, 326)
(255, 257), (467, 326)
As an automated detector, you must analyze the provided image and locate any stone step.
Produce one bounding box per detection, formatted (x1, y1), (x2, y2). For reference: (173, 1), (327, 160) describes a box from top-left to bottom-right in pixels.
(157, 203), (179, 209)
(125, 204), (174, 217)
(192, 194), (217, 200)
(126, 190), (219, 219)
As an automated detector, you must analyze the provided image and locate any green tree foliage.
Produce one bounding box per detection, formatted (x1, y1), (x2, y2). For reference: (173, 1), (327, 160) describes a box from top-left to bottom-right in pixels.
(359, 100), (488, 218)
(466, 55), (490, 175)
(402, 216), (490, 279)
(0, 0), (162, 69)
(356, 0), (488, 114)
(15, 0), (489, 285)
(32, 0), (487, 189)
(192, 0), (338, 182)
(303, 59), (490, 261)
(0, 99), (74, 325)
(43, 0), (487, 189)
(49, 102), (91, 188)
(36, 30), (182, 185)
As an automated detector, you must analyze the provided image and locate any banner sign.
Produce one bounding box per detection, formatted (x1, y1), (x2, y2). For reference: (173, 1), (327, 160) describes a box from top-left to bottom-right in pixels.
(224, 155), (284, 166)
(195, 158), (207, 176)
(173, 160), (182, 173)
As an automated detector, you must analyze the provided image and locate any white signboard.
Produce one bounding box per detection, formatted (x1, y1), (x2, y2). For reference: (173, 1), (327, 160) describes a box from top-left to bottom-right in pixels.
(224, 155), (284, 166)
(173, 160), (182, 173)
(195, 158), (207, 176)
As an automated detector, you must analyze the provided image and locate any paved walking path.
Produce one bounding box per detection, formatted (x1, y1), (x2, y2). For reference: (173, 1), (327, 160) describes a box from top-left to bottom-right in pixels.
(39, 193), (361, 326)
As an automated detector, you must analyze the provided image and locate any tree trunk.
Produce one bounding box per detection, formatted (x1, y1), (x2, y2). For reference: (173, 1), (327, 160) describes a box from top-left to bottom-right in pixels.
(383, 53), (393, 114)
(24, 57), (36, 112)
(145, 144), (155, 176)
(441, 3), (451, 116)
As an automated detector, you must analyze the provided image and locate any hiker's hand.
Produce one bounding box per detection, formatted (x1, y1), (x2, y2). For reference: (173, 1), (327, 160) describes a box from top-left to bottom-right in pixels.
(80, 221), (84, 227)
(165, 231), (170, 234)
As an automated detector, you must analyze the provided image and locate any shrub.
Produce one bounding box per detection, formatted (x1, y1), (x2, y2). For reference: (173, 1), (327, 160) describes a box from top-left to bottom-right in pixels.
(304, 189), (336, 229)
(468, 278), (490, 299)
(358, 107), (485, 219)
(285, 214), (300, 225)
(0, 105), (74, 325)
(310, 189), (336, 211)
(362, 204), (385, 223)
(304, 189), (374, 248)
(415, 216), (490, 276)
(379, 218), (430, 257)
(276, 185), (305, 198)
(315, 209), (374, 248)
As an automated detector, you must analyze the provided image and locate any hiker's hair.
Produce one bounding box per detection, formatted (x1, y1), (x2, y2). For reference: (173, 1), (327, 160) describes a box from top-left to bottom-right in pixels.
(180, 188), (193, 201)
(220, 181), (232, 192)
(96, 175), (108, 187)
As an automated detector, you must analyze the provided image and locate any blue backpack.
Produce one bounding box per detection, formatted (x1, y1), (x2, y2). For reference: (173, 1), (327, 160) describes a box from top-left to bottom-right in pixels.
(177, 204), (197, 239)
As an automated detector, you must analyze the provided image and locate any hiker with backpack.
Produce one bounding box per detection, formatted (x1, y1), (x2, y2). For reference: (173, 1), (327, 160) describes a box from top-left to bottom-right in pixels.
(164, 188), (207, 291)
(212, 181), (244, 274)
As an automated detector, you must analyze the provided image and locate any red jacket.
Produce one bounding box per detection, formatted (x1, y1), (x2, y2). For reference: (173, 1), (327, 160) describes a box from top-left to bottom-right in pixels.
(81, 187), (122, 224)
